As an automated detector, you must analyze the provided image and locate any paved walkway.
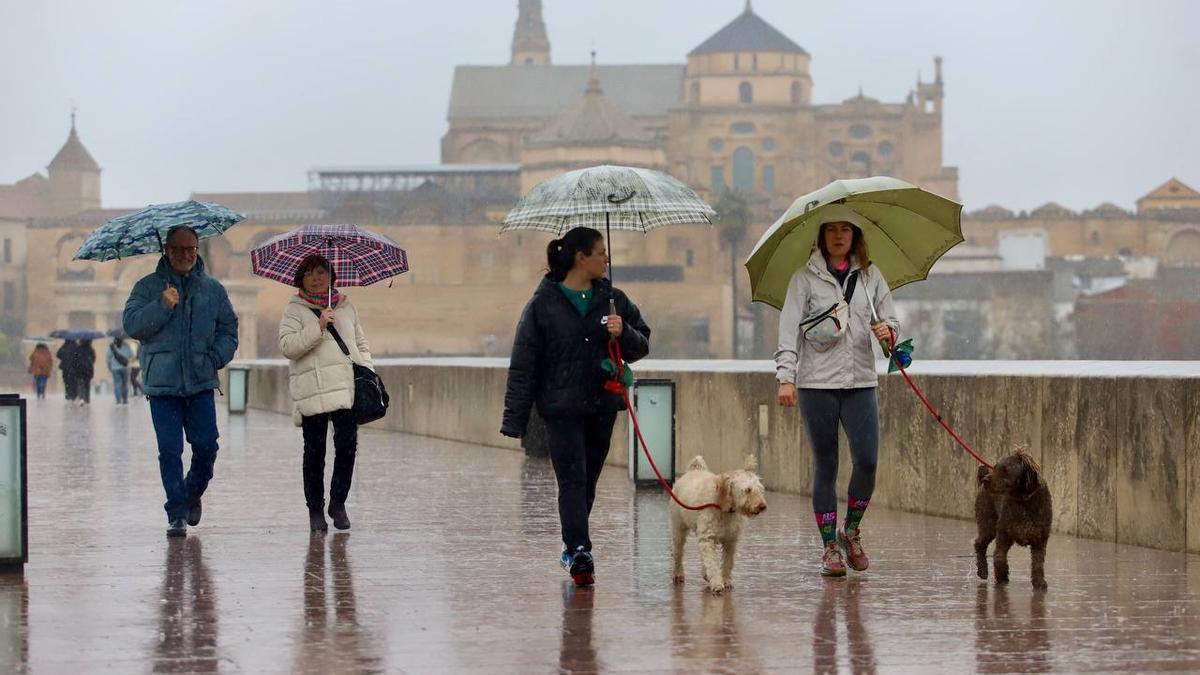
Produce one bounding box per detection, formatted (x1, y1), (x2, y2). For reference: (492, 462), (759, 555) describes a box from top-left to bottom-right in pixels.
(2, 394), (1198, 673)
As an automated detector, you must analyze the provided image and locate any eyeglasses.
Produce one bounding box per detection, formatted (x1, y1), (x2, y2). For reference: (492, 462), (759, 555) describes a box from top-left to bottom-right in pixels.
(169, 246), (199, 254)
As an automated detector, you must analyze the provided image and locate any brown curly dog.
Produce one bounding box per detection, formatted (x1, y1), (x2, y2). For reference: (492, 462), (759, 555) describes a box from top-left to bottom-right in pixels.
(974, 450), (1053, 590)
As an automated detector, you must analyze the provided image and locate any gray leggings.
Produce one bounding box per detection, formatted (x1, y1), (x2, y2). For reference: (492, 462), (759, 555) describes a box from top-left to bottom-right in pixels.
(798, 388), (879, 513)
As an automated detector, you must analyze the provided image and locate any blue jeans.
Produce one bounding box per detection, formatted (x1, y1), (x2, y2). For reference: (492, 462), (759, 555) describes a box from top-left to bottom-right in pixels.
(33, 375), (48, 397)
(112, 370), (129, 404)
(149, 391), (219, 522)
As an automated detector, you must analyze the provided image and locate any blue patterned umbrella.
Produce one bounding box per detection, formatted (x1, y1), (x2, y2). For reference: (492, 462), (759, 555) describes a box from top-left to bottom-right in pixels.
(73, 200), (244, 262)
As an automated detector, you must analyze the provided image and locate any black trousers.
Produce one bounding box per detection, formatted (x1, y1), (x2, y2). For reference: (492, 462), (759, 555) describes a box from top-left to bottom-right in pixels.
(544, 411), (618, 552)
(300, 408), (358, 513)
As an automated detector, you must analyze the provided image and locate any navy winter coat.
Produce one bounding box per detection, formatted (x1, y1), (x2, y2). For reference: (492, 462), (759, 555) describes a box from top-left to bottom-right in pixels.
(122, 256), (239, 398)
(501, 275), (651, 437)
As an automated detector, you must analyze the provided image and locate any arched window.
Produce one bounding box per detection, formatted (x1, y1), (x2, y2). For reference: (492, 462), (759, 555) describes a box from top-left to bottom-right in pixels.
(732, 147), (755, 192)
(739, 82), (753, 104)
(850, 151), (871, 174)
(849, 124), (872, 139)
(1165, 229), (1200, 264)
(791, 81), (803, 105)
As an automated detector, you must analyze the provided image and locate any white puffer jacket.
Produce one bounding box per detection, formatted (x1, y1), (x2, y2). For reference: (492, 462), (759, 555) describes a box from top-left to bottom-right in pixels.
(278, 295), (374, 426)
(775, 250), (899, 389)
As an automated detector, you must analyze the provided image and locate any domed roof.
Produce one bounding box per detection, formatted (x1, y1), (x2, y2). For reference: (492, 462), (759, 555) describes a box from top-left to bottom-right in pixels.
(689, 2), (806, 56)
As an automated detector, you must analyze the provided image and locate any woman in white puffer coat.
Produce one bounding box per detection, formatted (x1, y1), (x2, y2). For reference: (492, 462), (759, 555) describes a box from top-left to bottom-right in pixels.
(279, 254), (373, 533)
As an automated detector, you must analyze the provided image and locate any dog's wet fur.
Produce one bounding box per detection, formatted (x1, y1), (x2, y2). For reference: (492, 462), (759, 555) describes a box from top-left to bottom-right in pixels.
(974, 449), (1053, 590)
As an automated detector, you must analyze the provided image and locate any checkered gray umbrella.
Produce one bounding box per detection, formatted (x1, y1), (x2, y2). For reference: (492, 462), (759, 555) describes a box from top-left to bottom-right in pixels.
(249, 224), (408, 287)
(501, 165), (714, 284)
(501, 165), (714, 234)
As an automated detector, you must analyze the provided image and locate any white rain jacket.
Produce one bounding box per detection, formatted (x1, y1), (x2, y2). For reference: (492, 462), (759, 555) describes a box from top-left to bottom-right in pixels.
(775, 250), (899, 389)
(279, 294), (374, 426)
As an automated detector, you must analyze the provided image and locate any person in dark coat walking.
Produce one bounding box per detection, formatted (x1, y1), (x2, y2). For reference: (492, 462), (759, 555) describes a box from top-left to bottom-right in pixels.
(76, 339), (96, 405)
(501, 226), (651, 587)
(56, 339), (78, 400)
(123, 225), (239, 538)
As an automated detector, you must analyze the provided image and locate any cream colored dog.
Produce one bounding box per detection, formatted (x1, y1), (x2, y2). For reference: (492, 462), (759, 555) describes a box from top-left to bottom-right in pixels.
(671, 455), (767, 594)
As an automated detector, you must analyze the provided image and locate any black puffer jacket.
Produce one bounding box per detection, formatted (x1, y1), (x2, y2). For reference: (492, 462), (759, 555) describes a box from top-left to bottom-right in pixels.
(501, 275), (651, 437)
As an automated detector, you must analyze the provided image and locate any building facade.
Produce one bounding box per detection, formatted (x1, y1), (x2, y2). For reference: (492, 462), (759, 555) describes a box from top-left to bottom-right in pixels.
(443, 1), (959, 204)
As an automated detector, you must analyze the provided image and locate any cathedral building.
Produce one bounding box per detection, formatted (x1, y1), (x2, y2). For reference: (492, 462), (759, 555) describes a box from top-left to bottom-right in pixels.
(443, 0), (959, 203)
(4, 2), (1197, 368)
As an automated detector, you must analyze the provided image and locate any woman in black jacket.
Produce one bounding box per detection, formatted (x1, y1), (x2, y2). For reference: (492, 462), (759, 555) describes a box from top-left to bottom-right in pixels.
(501, 226), (651, 587)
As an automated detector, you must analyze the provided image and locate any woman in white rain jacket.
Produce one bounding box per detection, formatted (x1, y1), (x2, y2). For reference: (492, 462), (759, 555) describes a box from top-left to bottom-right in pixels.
(775, 213), (899, 578)
(279, 254), (373, 533)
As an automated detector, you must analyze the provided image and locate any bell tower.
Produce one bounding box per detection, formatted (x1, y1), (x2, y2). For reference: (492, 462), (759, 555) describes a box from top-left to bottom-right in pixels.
(511, 0), (551, 65)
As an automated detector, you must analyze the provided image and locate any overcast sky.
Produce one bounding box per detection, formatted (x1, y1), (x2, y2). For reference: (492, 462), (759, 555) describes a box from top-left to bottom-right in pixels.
(2, 0), (1197, 212)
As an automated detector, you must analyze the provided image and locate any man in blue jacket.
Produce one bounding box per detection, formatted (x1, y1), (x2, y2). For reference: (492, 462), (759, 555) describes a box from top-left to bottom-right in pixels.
(123, 226), (239, 537)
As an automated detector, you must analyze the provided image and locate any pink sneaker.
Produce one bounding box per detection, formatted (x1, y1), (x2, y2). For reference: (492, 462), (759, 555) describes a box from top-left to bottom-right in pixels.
(838, 528), (869, 571)
(820, 543), (847, 577)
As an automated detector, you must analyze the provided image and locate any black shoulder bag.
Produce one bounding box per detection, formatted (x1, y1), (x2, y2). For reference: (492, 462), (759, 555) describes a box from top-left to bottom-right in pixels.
(311, 309), (390, 425)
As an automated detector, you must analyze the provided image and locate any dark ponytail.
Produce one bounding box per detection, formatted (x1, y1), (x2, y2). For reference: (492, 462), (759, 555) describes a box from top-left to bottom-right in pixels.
(545, 227), (604, 281)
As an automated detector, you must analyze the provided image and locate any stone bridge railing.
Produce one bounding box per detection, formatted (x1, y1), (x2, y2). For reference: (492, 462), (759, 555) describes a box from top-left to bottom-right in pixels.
(233, 358), (1200, 553)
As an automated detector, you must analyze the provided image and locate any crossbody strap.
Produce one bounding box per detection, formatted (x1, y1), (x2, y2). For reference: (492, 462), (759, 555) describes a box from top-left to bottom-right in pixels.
(310, 307), (351, 358)
(841, 270), (860, 303)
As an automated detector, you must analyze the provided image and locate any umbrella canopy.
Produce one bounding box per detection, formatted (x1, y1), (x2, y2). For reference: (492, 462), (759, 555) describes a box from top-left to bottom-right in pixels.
(73, 200), (244, 262)
(48, 329), (105, 340)
(249, 224), (409, 288)
(501, 165), (714, 235)
(745, 176), (963, 310)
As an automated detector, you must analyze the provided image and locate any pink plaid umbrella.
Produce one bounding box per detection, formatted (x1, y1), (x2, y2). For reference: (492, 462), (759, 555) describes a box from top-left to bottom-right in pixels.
(249, 224), (408, 304)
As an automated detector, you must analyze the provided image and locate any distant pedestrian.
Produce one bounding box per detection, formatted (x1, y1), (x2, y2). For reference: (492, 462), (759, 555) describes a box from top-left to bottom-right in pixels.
(501, 226), (651, 587)
(278, 254), (374, 533)
(75, 339), (96, 406)
(775, 218), (899, 577)
(129, 343), (143, 397)
(107, 335), (134, 404)
(123, 225), (239, 538)
(56, 339), (78, 400)
(28, 343), (53, 399)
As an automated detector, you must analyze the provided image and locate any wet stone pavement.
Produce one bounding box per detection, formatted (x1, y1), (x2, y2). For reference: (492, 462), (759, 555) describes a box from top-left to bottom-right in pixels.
(2, 395), (1199, 674)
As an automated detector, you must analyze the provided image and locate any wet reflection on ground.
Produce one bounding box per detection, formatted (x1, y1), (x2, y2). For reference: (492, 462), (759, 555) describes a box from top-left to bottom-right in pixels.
(8, 396), (1200, 672)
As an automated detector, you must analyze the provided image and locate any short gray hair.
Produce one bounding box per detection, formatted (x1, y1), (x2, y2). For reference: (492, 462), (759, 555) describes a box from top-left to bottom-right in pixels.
(165, 225), (199, 245)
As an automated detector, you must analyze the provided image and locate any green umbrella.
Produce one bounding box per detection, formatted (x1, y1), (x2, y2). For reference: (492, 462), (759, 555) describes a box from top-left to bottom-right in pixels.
(745, 176), (963, 310)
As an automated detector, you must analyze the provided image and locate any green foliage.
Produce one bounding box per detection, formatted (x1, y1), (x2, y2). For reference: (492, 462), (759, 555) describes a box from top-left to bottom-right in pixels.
(714, 190), (751, 246)
(0, 315), (23, 364)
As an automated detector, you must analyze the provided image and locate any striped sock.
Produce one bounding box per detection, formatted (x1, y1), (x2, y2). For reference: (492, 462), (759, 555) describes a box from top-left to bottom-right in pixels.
(814, 511), (838, 546)
(844, 496), (870, 534)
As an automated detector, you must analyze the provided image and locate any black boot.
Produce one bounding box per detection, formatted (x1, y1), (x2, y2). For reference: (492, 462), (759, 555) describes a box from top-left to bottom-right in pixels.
(328, 502), (351, 530)
(186, 495), (202, 526)
(309, 510), (328, 533)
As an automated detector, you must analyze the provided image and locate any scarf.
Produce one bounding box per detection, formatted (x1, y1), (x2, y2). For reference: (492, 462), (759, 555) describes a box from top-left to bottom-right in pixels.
(298, 287), (341, 308)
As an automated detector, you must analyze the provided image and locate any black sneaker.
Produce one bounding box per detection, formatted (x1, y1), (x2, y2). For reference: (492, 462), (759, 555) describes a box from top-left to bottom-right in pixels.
(568, 547), (595, 587)
(328, 502), (351, 530)
(309, 511), (328, 533)
(167, 518), (187, 538)
(186, 496), (202, 527)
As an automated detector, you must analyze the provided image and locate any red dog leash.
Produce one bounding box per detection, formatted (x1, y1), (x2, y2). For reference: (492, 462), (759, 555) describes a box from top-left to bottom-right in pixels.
(881, 330), (993, 470)
(607, 339), (720, 511)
